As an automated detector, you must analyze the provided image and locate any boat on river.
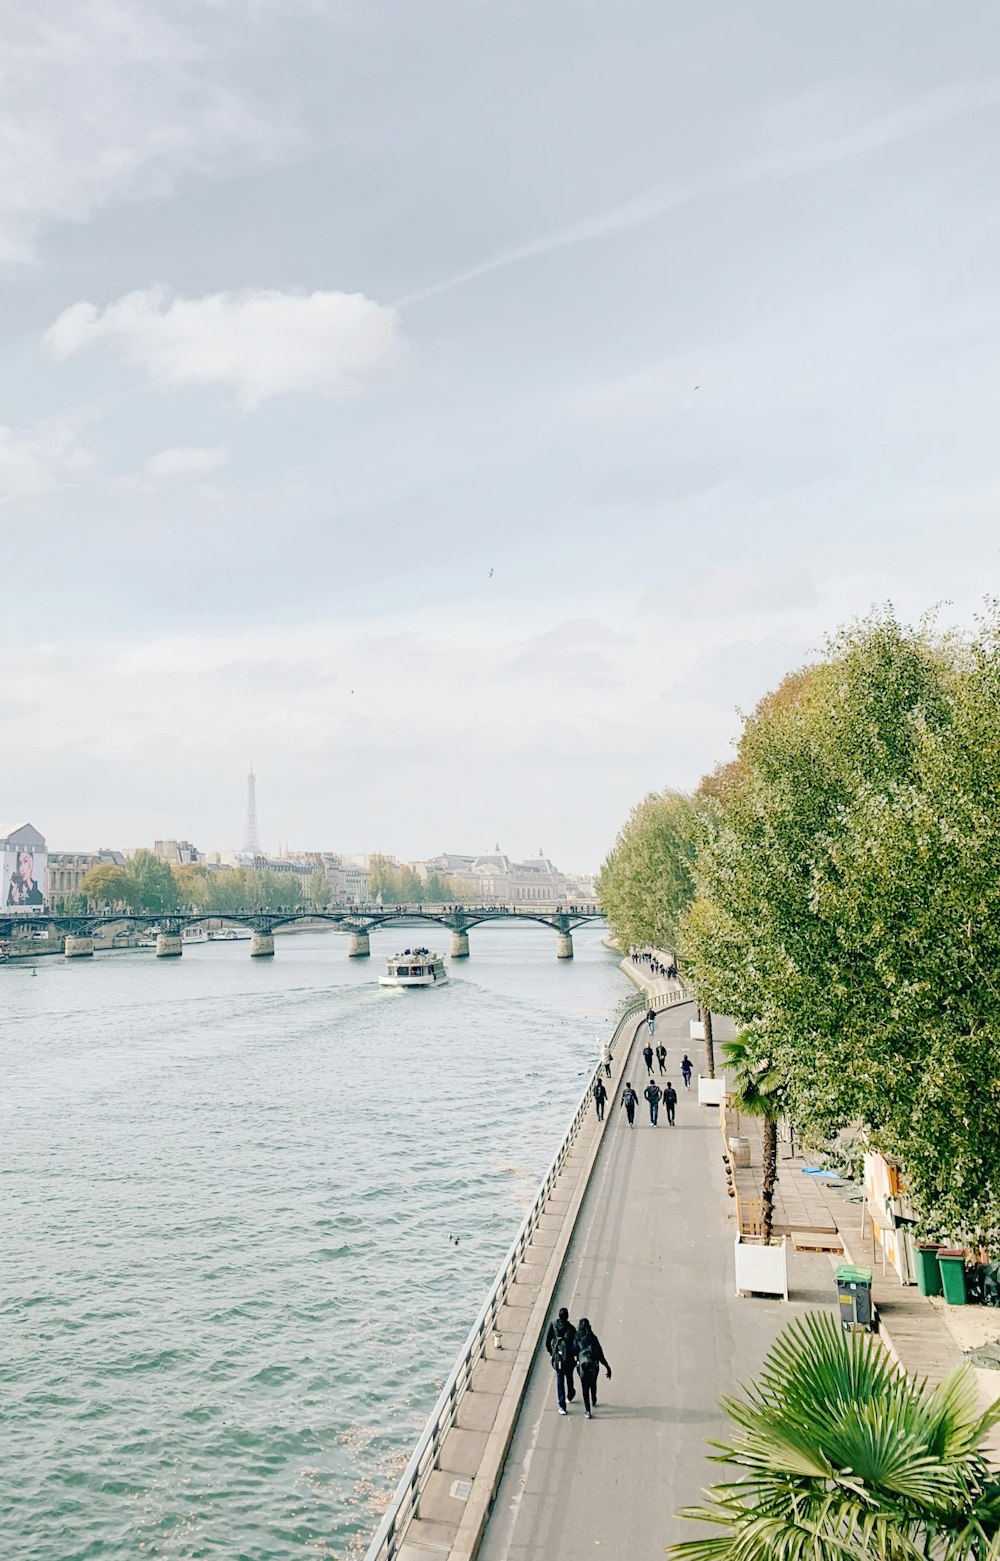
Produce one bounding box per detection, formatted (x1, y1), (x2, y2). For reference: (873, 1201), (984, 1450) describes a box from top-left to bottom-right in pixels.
(209, 927), (252, 941)
(379, 948), (448, 988)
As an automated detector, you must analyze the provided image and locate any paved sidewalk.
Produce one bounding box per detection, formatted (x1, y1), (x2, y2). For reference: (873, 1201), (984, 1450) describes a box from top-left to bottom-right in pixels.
(477, 1005), (836, 1561)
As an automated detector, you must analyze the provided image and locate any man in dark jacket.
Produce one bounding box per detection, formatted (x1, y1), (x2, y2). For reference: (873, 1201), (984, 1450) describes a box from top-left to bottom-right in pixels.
(545, 1306), (577, 1413)
(573, 1317), (611, 1419)
(642, 1040), (654, 1074)
(620, 1082), (638, 1127)
(593, 1077), (608, 1121)
(663, 1081), (678, 1125)
(643, 1078), (661, 1125)
(655, 1041), (667, 1074)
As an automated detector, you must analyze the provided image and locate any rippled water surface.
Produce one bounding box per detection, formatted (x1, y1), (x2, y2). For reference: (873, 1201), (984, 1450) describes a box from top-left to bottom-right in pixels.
(1, 923), (627, 1559)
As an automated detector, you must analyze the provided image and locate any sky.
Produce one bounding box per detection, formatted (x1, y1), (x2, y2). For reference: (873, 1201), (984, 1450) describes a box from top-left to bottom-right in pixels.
(5, 0), (1000, 870)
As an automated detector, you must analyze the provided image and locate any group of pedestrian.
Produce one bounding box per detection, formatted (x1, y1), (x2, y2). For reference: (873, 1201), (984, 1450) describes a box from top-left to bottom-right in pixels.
(629, 949), (678, 980)
(545, 1306), (612, 1418)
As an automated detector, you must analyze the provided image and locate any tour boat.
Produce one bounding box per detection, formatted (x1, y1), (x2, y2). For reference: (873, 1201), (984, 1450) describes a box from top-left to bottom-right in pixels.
(209, 927), (252, 941)
(379, 949), (449, 988)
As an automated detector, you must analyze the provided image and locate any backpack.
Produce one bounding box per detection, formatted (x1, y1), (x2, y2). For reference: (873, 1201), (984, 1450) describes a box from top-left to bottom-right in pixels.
(576, 1335), (597, 1371)
(552, 1328), (573, 1370)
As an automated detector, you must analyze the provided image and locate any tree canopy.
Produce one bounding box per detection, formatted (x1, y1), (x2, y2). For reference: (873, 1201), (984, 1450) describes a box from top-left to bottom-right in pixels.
(605, 608), (1000, 1244)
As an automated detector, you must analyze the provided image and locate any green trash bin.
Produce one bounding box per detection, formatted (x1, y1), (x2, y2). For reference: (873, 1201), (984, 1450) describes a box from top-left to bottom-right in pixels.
(915, 1244), (944, 1297)
(836, 1264), (874, 1331)
(938, 1250), (968, 1306)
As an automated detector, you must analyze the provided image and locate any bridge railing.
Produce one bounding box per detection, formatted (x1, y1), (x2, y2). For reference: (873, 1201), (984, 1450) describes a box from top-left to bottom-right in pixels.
(361, 993), (646, 1561)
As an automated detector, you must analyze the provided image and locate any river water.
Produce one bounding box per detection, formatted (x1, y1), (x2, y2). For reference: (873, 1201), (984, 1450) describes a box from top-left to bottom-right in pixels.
(1, 923), (628, 1560)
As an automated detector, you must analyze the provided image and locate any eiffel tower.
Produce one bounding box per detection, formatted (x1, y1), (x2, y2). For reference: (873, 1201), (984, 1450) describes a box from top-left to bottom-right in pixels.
(242, 764), (262, 855)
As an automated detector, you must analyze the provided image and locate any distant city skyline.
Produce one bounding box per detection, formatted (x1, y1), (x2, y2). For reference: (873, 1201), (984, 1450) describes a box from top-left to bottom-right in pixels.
(4, 4), (1000, 863)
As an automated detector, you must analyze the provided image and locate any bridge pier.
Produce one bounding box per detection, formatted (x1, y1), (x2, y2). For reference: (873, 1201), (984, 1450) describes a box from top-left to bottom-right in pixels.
(348, 931), (370, 958)
(556, 931), (574, 960)
(155, 933), (183, 958)
(450, 931), (470, 959)
(64, 935), (94, 958)
(250, 932), (275, 958)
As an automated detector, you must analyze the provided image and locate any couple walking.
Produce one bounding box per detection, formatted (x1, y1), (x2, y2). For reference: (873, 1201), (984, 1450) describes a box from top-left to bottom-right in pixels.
(545, 1306), (612, 1418)
(642, 1039), (667, 1074)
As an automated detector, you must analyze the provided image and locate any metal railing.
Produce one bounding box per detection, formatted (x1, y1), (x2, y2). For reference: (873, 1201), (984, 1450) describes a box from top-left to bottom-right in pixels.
(361, 994), (645, 1561)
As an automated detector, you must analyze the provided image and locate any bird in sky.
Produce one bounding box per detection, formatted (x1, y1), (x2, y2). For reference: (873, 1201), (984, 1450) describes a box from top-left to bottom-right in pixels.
(488, 567), (494, 578)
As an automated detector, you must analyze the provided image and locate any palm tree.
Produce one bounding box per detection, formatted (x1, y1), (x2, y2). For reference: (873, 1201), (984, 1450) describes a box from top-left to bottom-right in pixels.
(723, 1035), (782, 1244)
(703, 1007), (716, 1079)
(670, 1312), (1000, 1561)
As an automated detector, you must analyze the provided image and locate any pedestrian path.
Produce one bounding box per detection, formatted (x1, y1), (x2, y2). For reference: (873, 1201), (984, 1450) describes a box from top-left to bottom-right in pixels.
(620, 949), (687, 1008)
(477, 1005), (837, 1561)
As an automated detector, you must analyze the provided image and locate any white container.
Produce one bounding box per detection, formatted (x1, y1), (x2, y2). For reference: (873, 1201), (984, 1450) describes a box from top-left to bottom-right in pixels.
(734, 1234), (788, 1299)
(689, 1019), (705, 1041)
(698, 1074), (726, 1106)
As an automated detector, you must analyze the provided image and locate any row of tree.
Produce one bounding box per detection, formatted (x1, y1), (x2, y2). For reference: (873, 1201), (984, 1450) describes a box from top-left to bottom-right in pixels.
(599, 610), (1000, 1245)
(65, 853), (473, 918)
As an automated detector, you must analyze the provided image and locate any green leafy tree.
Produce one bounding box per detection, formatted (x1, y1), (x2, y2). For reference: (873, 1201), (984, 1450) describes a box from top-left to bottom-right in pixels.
(126, 849), (180, 914)
(598, 789), (701, 953)
(671, 1312), (1000, 1561)
(680, 613), (1000, 1239)
(306, 870), (331, 908)
(172, 863), (214, 911)
(79, 863), (133, 907)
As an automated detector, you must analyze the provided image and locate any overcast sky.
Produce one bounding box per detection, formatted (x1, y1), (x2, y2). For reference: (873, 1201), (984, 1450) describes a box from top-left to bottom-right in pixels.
(4, 1), (1000, 869)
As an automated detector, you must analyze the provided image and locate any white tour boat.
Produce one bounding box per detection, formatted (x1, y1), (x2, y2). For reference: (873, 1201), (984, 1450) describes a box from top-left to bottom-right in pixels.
(209, 926), (252, 941)
(379, 948), (449, 988)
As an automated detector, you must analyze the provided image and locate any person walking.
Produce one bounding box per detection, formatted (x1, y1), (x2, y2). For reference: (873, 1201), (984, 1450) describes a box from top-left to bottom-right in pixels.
(593, 1077), (607, 1121)
(680, 1054), (693, 1090)
(663, 1080), (677, 1125)
(646, 1007), (656, 1035)
(545, 1306), (577, 1414)
(644, 1078), (661, 1125)
(573, 1317), (611, 1419)
(620, 1082), (638, 1128)
(600, 1041), (612, 1078)
(642, 1040), (654, 1074)
(655, 1041), (667, 1074)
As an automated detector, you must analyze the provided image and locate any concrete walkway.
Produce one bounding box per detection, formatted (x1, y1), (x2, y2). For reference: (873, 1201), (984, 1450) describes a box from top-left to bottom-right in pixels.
(477, 1003), (836, 1561)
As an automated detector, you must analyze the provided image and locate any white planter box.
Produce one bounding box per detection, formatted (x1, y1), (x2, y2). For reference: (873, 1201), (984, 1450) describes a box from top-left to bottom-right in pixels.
(689, 1019), (705, 1041)
(734, 1234), (788, 1299)
(698, 1074), (726, 1106)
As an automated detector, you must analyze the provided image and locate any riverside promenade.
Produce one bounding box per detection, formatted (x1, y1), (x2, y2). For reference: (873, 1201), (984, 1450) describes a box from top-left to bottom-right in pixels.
(476, 1000), (836, 1561)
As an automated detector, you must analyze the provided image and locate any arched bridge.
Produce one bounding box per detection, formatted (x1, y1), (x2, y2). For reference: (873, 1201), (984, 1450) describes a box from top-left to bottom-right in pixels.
(0, 904), (604, 961)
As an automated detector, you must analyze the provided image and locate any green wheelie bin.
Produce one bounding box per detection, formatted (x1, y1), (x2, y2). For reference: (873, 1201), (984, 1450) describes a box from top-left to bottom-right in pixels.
(915, 1244), (943, 1297)
(938, 1250), (968, 1306)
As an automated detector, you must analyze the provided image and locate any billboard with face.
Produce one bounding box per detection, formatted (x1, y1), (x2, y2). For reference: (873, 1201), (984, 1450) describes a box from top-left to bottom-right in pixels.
(2, 847), (47, 907)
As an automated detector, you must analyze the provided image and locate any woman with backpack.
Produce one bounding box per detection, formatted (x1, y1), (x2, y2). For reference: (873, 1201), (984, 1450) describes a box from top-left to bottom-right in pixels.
(573, 1317), (611, 1419)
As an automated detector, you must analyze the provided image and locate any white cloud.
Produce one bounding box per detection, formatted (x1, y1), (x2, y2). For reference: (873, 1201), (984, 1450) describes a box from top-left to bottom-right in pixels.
(144, 445), (228, 480)
(44, 285), (403, 408)
(0, 2), (293, 263)
(0, 419), (93, 504)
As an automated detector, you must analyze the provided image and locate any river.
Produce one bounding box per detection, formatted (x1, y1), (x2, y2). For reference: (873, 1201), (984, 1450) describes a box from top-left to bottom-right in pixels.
(1, 922), (629, 1560)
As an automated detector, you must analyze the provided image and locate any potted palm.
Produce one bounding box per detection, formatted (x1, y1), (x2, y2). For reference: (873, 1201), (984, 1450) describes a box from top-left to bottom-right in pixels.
(726, 1035), (787, 1299)
(670, 1311), (1000, 1561)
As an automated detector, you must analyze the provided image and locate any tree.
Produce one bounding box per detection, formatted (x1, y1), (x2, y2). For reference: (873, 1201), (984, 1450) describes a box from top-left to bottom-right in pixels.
(680, 611), (1000, 1241)
(79, 863), (132, 906)
(598, 790), (702, 953)
(126, 849), (180, 914)
(723, 1035), (783, 1245)
(306, 870), (331, 908)
(671, 1311), (1000, 1561)
(173, 863), (213, 911)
